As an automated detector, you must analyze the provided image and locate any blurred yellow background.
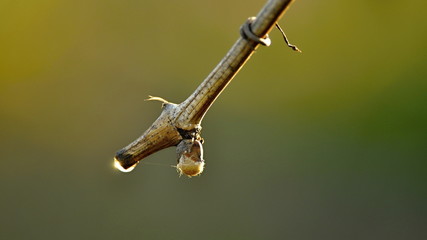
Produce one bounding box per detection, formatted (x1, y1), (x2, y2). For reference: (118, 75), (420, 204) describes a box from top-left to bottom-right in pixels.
(1, 0), (426, 239)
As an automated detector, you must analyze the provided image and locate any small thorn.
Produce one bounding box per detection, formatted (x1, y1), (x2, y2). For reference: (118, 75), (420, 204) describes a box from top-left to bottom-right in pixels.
(145, 96), (170, 104)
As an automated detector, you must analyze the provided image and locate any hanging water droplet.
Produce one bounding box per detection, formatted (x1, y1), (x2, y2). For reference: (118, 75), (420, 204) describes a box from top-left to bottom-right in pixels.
(176, 139), (205, 177)
(114, 158), (137, 173)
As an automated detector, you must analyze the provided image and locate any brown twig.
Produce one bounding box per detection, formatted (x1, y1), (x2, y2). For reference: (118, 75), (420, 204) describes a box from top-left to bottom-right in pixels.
(114, 0), (296, 174)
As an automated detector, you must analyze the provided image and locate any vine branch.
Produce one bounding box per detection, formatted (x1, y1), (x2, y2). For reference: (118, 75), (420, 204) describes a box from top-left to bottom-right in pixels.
(114, 0), (296, 175)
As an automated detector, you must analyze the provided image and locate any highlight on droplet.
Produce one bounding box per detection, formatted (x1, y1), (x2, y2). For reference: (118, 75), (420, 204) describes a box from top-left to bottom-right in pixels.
(114, 158), (137, 173)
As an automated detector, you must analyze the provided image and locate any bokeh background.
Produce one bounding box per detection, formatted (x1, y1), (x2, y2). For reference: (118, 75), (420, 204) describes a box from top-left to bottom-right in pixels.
(1, 0), (426, 239)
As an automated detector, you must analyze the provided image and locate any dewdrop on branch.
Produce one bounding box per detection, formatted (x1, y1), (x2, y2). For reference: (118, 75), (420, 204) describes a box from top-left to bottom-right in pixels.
(114, 158), (137, 173)
(176, 139), (205, 177)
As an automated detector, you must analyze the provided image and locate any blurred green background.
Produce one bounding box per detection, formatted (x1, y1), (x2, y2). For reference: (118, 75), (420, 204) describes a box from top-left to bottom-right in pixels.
(1, 0), (426, 239)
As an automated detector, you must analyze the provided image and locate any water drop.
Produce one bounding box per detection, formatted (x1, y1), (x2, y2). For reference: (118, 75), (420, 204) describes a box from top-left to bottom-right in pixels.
(176, 139), (205, 177)
(114, 158), (137, 173)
